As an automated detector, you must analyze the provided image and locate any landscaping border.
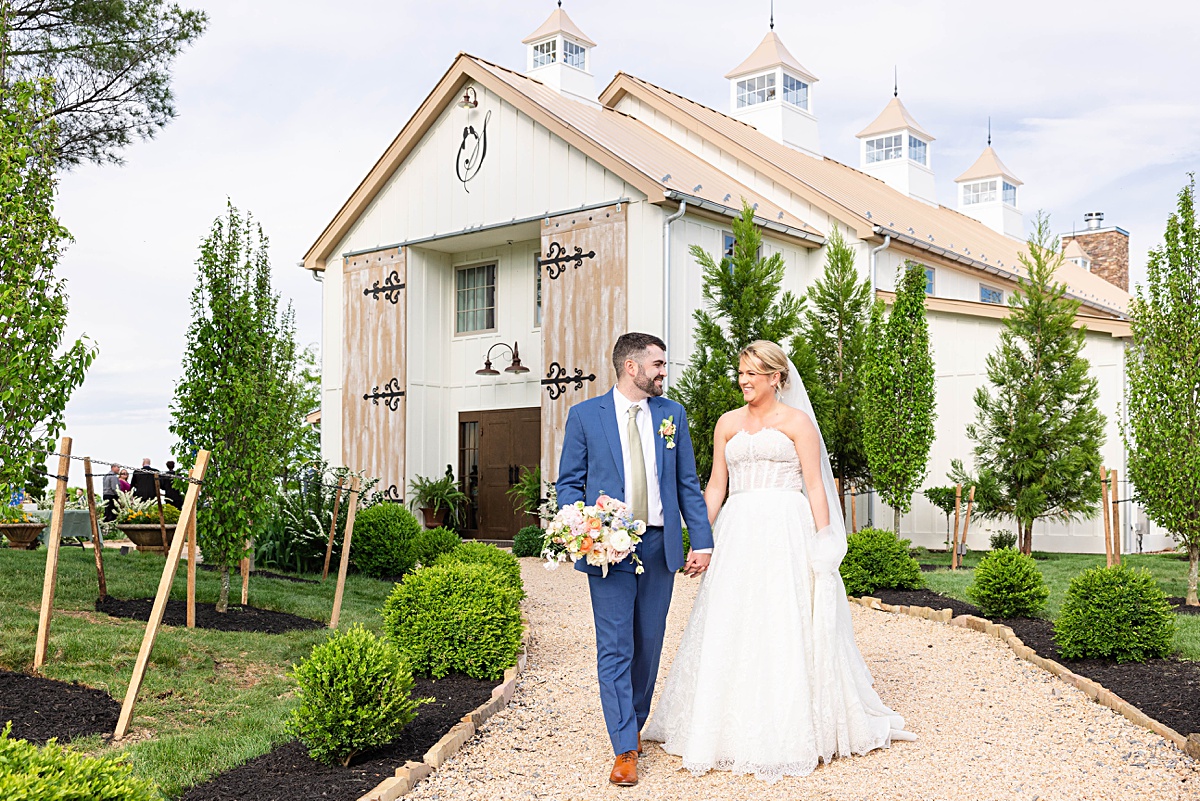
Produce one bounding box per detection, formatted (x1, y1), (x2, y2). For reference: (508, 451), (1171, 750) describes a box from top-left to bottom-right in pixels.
(852, 595), (1200, 760)
(355, 623), (531, 801)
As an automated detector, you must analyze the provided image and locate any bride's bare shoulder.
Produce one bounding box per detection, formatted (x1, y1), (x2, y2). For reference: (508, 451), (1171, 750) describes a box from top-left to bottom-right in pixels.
(714, 409), (745, 439)
(775, 405), (817, 442)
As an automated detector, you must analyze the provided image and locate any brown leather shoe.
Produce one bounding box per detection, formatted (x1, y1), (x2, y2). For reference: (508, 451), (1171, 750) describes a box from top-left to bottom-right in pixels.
(610, 751), (638, 786)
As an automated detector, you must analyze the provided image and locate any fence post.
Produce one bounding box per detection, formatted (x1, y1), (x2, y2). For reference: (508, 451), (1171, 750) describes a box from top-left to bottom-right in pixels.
(83, 457), (107, 602)
(1101, 466), (1112, 567)
(34, 438), (72, 672)
(329, 476), (361, 630)
(322, 477), (344, 581)
(114, 450), (210, 741)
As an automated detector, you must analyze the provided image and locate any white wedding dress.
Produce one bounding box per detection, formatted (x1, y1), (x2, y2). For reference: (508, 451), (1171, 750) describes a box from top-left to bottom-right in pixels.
(643, 427), (914, 783)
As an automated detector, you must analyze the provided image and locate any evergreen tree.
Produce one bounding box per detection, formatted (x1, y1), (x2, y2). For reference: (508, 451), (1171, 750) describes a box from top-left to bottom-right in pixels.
(1124, 177), (1200, 605)
(171, 202), (302, 612)
(0, 68), (95, 492)
(670, 201), (804, 482)
(861, 261), (936, 533)
(967, 213), (1105, 555)
(799, 225), (872, 514)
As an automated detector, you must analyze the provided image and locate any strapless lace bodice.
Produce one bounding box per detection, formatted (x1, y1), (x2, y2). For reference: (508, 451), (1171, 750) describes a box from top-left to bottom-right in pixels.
(725, 428), (803, 493)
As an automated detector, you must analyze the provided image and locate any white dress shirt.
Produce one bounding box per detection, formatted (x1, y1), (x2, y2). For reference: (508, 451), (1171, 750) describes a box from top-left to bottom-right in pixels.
(611, 387), (664, 527)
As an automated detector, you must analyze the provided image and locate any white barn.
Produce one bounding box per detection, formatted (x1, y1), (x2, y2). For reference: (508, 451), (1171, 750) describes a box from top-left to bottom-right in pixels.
(302, 7), (1169, 553)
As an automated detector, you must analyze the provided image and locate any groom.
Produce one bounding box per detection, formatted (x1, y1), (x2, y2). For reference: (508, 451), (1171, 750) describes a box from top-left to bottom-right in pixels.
(557, 332), (714, 786)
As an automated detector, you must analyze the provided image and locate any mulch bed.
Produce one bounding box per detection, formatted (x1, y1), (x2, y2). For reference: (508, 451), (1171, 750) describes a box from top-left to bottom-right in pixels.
(96, 597), (324, 634)
(0, 669), (119, 745)
(196, 563), (320, 585)
(871, 587), (1200, 738)
(1168, 597), (1200, 616)
(178, 672), (497, 801)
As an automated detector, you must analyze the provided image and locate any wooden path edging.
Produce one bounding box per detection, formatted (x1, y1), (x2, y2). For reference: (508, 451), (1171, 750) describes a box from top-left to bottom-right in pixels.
(356, 623), (531, 801)
(852, 596), (1200, 761)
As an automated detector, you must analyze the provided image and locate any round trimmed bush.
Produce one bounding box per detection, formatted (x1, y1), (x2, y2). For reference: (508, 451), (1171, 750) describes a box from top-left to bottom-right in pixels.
(350, 502), (420, 578)
(436, 541), (524, 599)
(839, 527), (922, 597)
(382, 562), (523, 680)
(512, 525), (544, 558)
(0, 721), (161, 800)
(988, 530), (1017, 551)
(287, 624), (420, 766)
(967, 548), (1048, 618)
(1054, 564), (1176, 663)
(407, 526), (461, 568)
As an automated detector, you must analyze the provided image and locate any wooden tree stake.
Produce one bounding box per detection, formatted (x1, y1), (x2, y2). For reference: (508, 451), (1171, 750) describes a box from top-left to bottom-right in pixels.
(1101, 466), (1113, 567)
(951, 484), (963, 570)
(329, 476), (361, 630)
(241, 538), (250, 606)
(322, 477), (344, 581)
(1110, 469), (1121, 566)
(959, 485), (976, 562)
(186, 506), (197, 628)
(850, 486), (858, 534)
(34, 437), (72, 672)
(114, 450), (210, 741)
(83, 457), (107, 602)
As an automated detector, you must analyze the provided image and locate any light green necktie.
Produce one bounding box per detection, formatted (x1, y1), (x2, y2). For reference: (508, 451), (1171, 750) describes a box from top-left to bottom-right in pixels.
(627, 405), (648, 523)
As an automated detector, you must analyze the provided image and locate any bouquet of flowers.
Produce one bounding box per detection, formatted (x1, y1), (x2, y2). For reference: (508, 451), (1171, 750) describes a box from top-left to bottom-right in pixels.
(542, 493), (646, 577)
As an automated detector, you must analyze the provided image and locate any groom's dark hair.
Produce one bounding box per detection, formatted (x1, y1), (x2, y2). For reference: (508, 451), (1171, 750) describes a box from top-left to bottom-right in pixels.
(612, 333), (666, 374)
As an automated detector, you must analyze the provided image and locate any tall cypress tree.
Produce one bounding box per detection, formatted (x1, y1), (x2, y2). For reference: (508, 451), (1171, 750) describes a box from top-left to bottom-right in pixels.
(1125, 177), (1200, 605)
(861, 261), (937, 533)
(670, 201), (804, 483)
(967, 213), (1105, 555)
(799, 225), (872, 514)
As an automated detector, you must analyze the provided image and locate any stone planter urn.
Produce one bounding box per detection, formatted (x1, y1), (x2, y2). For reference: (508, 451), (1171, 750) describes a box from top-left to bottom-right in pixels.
(119, 523), (177, 554)
(0, 522), (46, 550)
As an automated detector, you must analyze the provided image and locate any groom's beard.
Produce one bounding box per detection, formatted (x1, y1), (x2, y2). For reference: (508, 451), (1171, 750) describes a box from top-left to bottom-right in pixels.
(634, 367), (664, 397)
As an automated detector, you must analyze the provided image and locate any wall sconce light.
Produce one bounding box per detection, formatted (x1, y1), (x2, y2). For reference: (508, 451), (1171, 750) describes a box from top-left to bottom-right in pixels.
(476, 341), (529, 376)
(457, 86), (478, 109)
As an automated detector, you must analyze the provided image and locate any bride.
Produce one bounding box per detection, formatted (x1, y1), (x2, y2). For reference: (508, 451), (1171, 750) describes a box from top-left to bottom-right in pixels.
(643, 340), (914, 782)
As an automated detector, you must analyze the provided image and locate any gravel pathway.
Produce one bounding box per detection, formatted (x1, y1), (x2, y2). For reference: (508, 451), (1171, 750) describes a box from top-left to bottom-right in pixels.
(408, 560), (1199, 801)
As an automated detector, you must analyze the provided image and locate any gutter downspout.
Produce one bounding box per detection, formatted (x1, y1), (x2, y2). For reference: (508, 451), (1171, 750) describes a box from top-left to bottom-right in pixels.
(663, 199), (687, 392)
(866, 235), (892, 529)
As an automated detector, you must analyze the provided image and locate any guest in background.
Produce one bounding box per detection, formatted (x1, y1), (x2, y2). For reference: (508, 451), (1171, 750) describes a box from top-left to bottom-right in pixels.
(102, 464), (120, 522)
(161, 460), (185, 508)
(118, 469), (132, 493)
(131, 457), (160, 502)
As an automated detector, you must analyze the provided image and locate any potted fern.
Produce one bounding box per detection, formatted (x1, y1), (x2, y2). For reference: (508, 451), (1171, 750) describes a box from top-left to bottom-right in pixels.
(408, 469), (468, 529)
(506, 465), (543, 522)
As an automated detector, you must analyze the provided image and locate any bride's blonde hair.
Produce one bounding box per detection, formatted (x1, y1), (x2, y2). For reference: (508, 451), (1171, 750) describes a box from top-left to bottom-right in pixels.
(738, 340), (791, 391)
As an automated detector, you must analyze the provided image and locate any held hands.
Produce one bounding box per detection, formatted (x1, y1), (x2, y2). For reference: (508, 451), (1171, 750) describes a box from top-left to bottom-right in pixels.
(683, 550), (711, 578)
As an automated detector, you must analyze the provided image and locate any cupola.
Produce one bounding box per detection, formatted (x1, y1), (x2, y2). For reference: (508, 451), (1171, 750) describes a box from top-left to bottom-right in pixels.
(725, 29), (820, 157)
(955, 131), (1023, 239)
(523, 3), (596, 101)
(856, 92), (936, 204)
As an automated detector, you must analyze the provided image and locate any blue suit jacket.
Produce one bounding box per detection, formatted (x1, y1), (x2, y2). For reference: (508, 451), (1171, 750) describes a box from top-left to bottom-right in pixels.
(557, 389), (714, 574)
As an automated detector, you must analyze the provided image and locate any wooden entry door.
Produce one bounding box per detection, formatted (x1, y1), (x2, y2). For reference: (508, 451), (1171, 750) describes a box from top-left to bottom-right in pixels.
(459, 407), (540, 541)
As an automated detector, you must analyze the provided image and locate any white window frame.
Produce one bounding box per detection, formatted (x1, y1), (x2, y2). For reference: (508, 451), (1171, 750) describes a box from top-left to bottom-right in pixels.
(866, 134), (904, 164)
(532, 39), (556, 69)
(782, 73), (808, 110)
(908, 135), (928, 166)
(963, 180), (998, 205)
(979, 283), (1005, 305)
(455, 262), (497, 335)
(924, 266), (935, 296)
(562, 38), (586, 70)
(736, 73), (776, 108)
(1002, 181), (1017, 206)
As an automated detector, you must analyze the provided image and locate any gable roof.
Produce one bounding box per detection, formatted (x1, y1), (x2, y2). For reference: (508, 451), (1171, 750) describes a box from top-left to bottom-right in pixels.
(856, 96), (935, 141)
(599, 72), (1128, 318)
(956, 145), (1023, 185)
(725, 31), (817, 82)
(522, 7), (596, 47)
(303, 54), (820, 271)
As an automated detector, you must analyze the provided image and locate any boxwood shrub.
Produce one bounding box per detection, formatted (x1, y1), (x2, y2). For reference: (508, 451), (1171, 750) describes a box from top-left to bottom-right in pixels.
(967, 548), (1048, 618)
(1054, 564), (1176, 663)
(382, 562), (523, 681)
(350, 502), (420, 578)
(0, 722), (160, 800)
(512, 525), (544, 558)
(287, 624), (420, 766)
(839, 527), (922, 597)
(407, 526), (461, 568)
(435, 541), (524, 599)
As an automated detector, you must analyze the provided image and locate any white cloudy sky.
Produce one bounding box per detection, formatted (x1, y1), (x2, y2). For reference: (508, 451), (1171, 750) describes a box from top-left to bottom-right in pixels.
(48, 0), (1200, 473)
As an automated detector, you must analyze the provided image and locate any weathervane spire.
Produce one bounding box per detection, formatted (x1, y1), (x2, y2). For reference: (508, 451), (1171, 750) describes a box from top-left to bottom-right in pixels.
(770, 0), (774, 30)
(988, 116), (992, 146)
(893, 66), (898, 97)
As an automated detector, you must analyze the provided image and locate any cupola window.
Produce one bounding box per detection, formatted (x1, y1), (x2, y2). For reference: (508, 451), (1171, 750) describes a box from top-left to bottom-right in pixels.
(866, 134), (904, 163)
(782, 73), (808, 110)
(563, 38), (586, 69)
(1003, 181), (1017, 206)
(963, 179), (998, 205)
(532, 39), (556, 68)
(737, 73), (776, 107)
(908, 136), (928, 166)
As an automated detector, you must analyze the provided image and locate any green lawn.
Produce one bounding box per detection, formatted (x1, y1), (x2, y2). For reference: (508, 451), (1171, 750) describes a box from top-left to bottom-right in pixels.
(914, 550), (1200, 661)
(0, 546), (395, 796)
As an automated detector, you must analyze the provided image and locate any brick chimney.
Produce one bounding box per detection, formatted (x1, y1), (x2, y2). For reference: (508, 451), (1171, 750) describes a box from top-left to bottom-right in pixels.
(1061, 212), (1129, 291)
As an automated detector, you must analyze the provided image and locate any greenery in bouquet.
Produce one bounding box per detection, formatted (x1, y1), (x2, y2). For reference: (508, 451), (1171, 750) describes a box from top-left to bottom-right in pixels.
(543, 494), (645, 576)
(536, 482), (558, 524)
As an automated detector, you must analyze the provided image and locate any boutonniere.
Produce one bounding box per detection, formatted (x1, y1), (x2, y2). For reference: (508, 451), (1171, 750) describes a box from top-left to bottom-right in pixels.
(659, 416), (677, 449)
